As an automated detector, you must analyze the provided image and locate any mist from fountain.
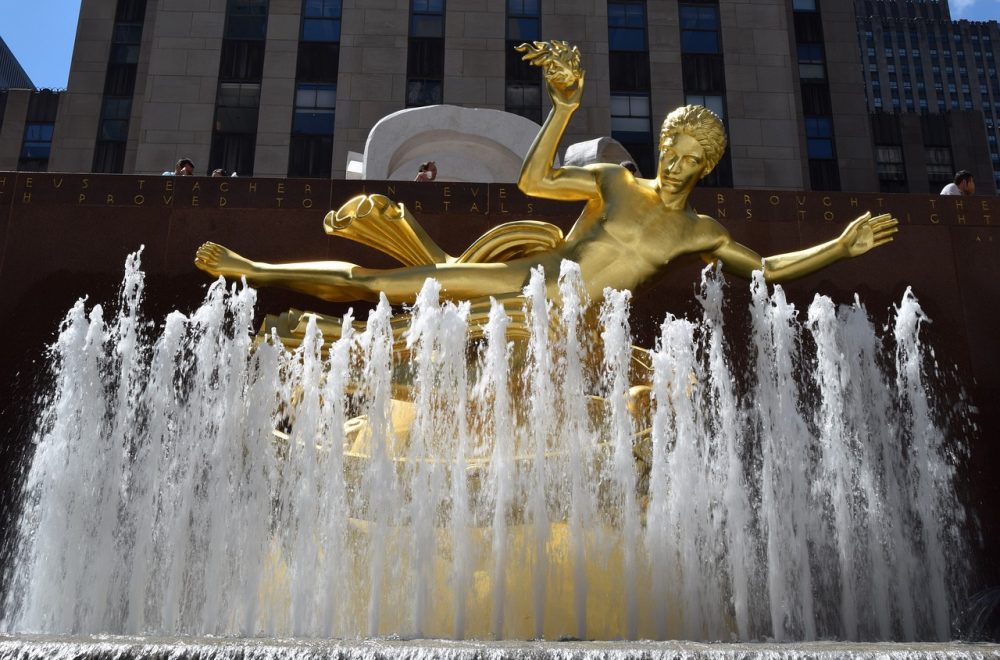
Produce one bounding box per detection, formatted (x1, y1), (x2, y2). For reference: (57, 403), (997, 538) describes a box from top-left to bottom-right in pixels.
(0, 252), (971, 643)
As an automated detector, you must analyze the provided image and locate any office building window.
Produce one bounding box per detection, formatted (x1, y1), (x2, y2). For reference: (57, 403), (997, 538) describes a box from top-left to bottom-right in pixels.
(19, 91), (59, 172)
(302, 0), (341, 41)
(225, 0), (268, 39)
(211, 0), (269, 176)
(679, 1), (728, 186)
(93, 0), (147, 173)
(685, 94), (724, 121)
(794, 0), (838, 190)
(407, 0), (445, 106)
(679, 5), (720, 54)
(290, 0), (340, 177)
(609, 1), (647, 51)
(926, 146), (953, 187)
(797, 44), (826, 79)
(805, 117), (834, 159)
(19, 123), (54, 171)
(505, 0), (541, 123)
(289, 83), (336, 177)
(875, 145), (905, 181)
(609, 1), (653, 175)
(611, 93), (650, 135)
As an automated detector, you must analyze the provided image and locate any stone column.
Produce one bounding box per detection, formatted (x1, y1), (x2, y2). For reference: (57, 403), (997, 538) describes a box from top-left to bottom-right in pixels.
(330, 0), (410, 178)
(133, 0), (227, 175)
(720, 0), (804, 190)
(48, 0), (115, 173)
(254, 0), (301, 177)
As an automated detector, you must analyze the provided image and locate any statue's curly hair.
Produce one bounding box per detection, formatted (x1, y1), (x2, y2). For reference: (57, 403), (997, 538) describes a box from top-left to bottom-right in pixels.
(659, 105), (727, 177)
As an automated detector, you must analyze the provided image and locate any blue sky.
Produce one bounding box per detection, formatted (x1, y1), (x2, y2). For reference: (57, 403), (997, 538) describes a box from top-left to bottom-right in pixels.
(2, 0), (1000, 89)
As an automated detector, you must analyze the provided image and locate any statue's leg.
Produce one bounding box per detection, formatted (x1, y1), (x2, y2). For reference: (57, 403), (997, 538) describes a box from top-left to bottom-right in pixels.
(195, 242), (547, 305)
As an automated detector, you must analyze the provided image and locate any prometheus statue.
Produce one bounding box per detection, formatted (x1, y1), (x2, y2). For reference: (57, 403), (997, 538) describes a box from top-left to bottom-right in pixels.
(195, 40), (897, 308)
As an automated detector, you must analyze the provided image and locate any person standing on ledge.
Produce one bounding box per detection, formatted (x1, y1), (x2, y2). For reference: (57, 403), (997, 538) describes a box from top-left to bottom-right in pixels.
(414, 161), (437, 182)
(195, 41), (898, 305)
(940, 170), (975, 196)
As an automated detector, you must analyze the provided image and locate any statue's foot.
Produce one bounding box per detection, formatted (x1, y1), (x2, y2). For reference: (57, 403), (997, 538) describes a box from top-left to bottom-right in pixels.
(194, 241), (256, 280)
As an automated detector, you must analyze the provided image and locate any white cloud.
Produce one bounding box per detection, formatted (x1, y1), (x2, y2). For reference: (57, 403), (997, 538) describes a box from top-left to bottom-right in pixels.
(951, 0), (976, 16)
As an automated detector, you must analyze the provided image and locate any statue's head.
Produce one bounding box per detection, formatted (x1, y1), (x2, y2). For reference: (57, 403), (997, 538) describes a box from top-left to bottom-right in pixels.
(659, 105), (727, 178)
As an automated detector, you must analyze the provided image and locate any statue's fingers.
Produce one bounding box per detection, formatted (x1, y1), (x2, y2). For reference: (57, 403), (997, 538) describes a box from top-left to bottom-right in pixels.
(872, 236), (895, 248)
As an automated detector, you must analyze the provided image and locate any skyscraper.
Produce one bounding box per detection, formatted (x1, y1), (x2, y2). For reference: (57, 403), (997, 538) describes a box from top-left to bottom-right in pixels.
(0, 0), (996, 194)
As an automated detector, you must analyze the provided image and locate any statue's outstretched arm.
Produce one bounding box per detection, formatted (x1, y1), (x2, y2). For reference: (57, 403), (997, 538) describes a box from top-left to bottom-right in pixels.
(709, 212), (899, 283)
(515, 41), (599, 201)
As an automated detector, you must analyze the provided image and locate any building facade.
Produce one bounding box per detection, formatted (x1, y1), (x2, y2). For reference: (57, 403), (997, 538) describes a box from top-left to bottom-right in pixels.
(857, 0), (999, 193)
(0, 0), (996, 194)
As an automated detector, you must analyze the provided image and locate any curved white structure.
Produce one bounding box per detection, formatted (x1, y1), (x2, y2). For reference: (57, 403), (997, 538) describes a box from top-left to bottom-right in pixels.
(361, 105), (546, 183)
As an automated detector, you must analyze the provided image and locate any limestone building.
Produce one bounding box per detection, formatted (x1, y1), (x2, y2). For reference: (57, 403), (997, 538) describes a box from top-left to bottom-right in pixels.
(0, 0), (996, 194)
(857, 0), (1000, 193)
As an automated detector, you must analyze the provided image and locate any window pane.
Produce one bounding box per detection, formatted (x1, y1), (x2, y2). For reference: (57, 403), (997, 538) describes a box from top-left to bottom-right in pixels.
(296, 87), (317, 107)
(288, 134), (333, 178)
(215, 106), (259, 133)
(609, 27), (646, 51)
(807, 137), (834, 159)
(103, 97), (132, 120)
(406, 79), (442, 106)
(293, 109), (335, 134)
(611, 116), (650, 133)
(681, 31), (719, 54)
(100, 119), (129, 141)
(303, 0), (341, 17)
(680, 5), (717, 30)
(303, 18), (340, 41)
(684, 94), (725, 119)
(296, 42), (339, 82)
(226, 15), (268, 39)
(110, 44), (140, 64)
(24, 124), (54, 141)
(508, 17), (539, 41)
(412, 0), (443, 13)
(219, 82), (260, 107)
(315, 86), (337, 107)
(410, 15), (444, 38)
(628, 95), (649, 117)
(799, 63), (826, 79)
(610, 95), (631, 115)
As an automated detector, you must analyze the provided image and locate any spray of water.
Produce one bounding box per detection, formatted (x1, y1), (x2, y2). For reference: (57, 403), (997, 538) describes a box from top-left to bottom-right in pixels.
(0, 254), (971, 641)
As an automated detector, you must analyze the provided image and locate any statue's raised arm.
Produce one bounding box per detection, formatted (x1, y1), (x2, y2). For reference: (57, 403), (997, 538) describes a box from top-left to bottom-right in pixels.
(514, 41), (598, 201)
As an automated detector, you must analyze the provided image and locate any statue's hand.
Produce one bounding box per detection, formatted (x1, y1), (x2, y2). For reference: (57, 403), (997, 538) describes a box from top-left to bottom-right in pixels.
(516, 40), (584, 108)
(194, 242), (257, 279)
(840, 212), (899, 257)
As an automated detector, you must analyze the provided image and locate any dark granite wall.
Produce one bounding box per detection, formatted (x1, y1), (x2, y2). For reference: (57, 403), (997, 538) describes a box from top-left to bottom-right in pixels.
(1, 172), (997, 590)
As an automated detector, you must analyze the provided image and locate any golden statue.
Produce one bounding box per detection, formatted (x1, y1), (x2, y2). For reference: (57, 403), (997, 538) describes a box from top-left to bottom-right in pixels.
(191, 41), (901, 640)
(196, 41), (896, 313)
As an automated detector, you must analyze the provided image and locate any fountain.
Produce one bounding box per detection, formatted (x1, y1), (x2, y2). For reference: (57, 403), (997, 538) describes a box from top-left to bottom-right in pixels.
(0, 253), (976, 647)
(0, 40), (991, 659)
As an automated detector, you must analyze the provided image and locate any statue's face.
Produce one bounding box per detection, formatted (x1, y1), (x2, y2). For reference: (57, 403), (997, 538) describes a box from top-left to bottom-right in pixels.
(657, 133), (706, 194)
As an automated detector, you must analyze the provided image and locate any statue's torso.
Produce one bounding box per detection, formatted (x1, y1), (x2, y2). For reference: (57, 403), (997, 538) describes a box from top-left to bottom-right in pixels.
(561, 171), (726, 297)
